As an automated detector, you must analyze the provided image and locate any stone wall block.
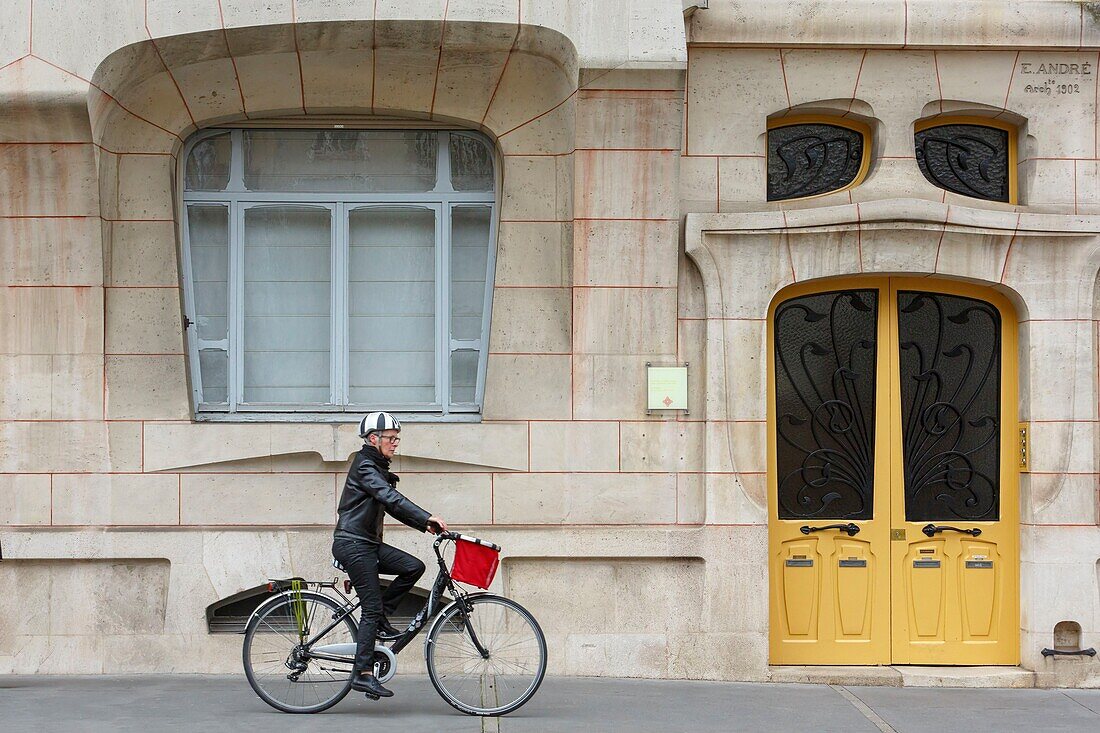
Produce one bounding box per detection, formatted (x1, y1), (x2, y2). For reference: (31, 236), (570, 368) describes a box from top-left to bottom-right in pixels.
(300, 49), (374, 113)
(677, 252), (706, 319)
(0, 286), (103, 355)
(781, 49), (866, 107)
(529, 421), (619, 472)
(105, 355), (190, 420)
(573, 220), (679, 287)
(677, 472), (705, 524)
(484, 52), (575, 138)
(146, 1), (223, 37)
(711, 319), (766, 422)
(399, 421), (529, 471)
(1006, 53), (1096, 160)
(619, 421), (703, 472)
(677, 318), (707, 416)
(0, 57), (91, 143)
(1023, 473), (1099, 525)
(0, 354), (102, 420)
(706, 422), (766, 475)
(0, 217), (102, 286)
(707, 472), (768, 526)
(390, 472), (492, 525)
(0, 475), (52, 525)
(573, 287), (677, 355)
(574, 150), (678, 219)
(933, 230), (1012, 283)
(859, 225), (940, 274)
(495, 222), (570, 287)
(32, 0), (147, 81)
(716, 156), (766, 207)
(690, 1), (905, 46)
(667, 631), (769, 681)
(498, 95), (576, 156)
(116, 154), (174, 221)
(500, 155), (570, 221)
(234, 51), (306, 117)
(785, 230), (861, 282)
(1027, 420), (1097, 474)
(489, 287), (571, 353)
(482, 354), (572, 420)
(681, 155), (718, 213)
(105, 287), (184, 354)
(933, 51), (1018, 110)
(431, 48), (510, 123)
(907, 1), (1079, 47)
(52, 473), (180, 525)
(855, 51), (938, 158)
(372, 48), (439, 117)
(493, 472), (676, 524)
(108, 221), (179, 287)
(703, 233), (792, 319)
(686, 49), (786, 157)
(575, 91), (682, 150)
(573, 353), (675, 420)
(1020, 159), (1076, 212)
(1020, 560), (1097, 634)
(851, 159), (945, 204)
(170, 59), (249, 123)
(181, 473), (334, 525)
(1000, 236), (1098, 320)
(0, 144), (98, 217)
(219, 0), (293, 27)
(1027, 321), (1096, 421)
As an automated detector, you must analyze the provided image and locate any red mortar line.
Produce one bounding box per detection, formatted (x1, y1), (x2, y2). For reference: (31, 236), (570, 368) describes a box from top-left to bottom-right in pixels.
(998, 212), (1023, 283)
(426, 0), (449, 118)
(846, 49), (868, 115)
(290, 0), (307, 115)
(932, 50), (944, 114)
(498, 87), (579, 140)
(489, 352), (572, 357)
(144, 9), (196, 128)
(479, 19), (520, 128)
(215, 0), (249, 118)
(996, 50), (1022, 119)
(778, 49), (792, 109)
(575, 217), (678, 222)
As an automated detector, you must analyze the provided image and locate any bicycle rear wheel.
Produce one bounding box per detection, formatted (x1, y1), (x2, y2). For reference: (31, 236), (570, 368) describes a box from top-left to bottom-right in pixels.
(425, 594), (547, 716)
(242, 590), (357, 714)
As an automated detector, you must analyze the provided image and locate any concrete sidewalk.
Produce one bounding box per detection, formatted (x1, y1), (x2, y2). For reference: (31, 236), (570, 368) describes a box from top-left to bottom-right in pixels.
(0, 675), (1097, 732)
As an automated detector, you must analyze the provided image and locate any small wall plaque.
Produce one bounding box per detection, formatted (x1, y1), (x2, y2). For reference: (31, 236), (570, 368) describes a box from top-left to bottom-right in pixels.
(647, 363), (688, 414)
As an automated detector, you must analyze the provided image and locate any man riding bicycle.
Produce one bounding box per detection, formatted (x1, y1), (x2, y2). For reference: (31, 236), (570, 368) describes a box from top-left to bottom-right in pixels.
(332, 411), (448, 700)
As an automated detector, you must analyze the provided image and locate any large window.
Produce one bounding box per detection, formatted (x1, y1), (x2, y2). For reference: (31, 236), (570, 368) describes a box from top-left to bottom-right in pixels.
(180, 128), (497, 418)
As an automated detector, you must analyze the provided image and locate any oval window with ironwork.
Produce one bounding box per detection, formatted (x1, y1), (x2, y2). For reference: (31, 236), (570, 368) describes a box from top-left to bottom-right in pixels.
(913, 118), (1017, 203)
(766, 117), (871, 201)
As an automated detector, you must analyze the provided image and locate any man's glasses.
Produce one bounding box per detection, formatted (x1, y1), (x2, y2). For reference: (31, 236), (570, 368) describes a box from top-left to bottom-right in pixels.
(378, 435), (401, 444)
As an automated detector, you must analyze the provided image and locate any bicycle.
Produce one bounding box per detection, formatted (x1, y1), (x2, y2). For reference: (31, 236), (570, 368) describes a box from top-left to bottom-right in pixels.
(241, 531), (547, 716)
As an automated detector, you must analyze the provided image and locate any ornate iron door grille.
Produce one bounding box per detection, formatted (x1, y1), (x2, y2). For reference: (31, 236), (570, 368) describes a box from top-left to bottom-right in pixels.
(773, 290), (878, 520)
(897, 291), (1001, 521)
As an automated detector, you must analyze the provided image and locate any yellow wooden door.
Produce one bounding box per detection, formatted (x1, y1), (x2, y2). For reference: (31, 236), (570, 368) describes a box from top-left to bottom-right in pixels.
(768, 277), (1018, 666)
(887, 278), (1019, 665)
(768, 279), (894, 665)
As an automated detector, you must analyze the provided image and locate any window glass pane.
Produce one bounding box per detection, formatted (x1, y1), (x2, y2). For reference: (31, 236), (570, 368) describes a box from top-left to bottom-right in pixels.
(242, 206), (332, 404)
(243, 130), (437, 192)
(185, 133), (231, 191)
(199, 349), (228, 404)
(450, 134), (493, 191)
(187, 205), (229, 405)
(348, 206), (436, 405)
(451, 206), (491, 341)
(451, 350), (478, 404)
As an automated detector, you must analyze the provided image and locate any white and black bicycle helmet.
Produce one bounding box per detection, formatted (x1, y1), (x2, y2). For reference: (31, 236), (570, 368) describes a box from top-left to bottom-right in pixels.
(359, 411), (401, 439)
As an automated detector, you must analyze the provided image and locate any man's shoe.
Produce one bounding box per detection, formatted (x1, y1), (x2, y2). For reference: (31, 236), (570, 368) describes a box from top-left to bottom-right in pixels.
(350, 674), (394, 698)
(377, 617), (402, 638)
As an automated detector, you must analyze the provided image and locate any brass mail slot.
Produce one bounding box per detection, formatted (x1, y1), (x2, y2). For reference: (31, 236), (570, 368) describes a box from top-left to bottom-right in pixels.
(839, 559), (867, 568)
(966, 560), (993, 569)
(786, 558), (813, 567)
(913, 559), (941, 568)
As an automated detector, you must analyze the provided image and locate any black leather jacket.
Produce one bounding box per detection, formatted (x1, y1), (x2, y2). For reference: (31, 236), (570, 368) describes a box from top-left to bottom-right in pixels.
(334, 446), (430, 543)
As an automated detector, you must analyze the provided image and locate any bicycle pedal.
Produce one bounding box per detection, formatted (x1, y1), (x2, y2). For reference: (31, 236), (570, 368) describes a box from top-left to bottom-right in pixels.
(365, 692), (381, 701)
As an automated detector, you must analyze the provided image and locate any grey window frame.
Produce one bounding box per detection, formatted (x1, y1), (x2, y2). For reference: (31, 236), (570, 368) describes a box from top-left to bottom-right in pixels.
(178, 127), (498, 423)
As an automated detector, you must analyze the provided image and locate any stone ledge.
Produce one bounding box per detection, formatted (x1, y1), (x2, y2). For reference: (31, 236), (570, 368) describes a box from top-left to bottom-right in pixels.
(894, 666), (1036, 688)
(768, 665), (903, 687)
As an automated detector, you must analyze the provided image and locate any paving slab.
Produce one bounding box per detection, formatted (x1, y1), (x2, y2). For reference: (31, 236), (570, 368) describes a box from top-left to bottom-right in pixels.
(848, 686), (1099, 733)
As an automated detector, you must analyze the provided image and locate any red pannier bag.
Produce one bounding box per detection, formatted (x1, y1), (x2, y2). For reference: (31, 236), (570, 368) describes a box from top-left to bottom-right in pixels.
(450, 536), (501, 589)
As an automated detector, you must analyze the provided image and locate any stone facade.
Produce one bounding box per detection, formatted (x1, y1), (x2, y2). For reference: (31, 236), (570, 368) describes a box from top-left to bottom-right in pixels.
(0, 0), (1097, 687)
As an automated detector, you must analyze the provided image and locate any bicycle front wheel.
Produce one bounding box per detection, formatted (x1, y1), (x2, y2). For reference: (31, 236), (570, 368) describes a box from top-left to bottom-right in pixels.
(425, 594), (547, 716)
(243, 590), (357, 714)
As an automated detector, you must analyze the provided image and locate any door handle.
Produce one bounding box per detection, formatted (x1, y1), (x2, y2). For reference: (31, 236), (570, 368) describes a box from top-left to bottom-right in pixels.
(800, 523), (860, 536)
(921, 523), (982, 537)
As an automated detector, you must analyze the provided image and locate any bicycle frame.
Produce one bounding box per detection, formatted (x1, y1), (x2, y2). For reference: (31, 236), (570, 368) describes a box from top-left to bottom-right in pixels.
(272, 534), (489, 667)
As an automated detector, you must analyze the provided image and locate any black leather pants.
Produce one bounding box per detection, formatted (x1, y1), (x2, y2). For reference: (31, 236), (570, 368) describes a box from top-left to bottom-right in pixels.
(331, 538), (426, 674)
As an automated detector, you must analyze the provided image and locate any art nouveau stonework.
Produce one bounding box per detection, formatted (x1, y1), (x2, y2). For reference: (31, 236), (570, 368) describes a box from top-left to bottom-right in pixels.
(0, 1), (1096, 688)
